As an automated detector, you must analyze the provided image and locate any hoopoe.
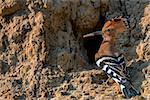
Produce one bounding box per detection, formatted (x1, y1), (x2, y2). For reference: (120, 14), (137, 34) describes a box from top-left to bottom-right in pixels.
(83, 16), (140, 98)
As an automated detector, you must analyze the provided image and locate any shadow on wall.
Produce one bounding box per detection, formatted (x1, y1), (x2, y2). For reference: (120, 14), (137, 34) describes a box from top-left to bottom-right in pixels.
(0, 60), (10, 74)
(128, 60), (150, 95)
(126, 3), (150, 97)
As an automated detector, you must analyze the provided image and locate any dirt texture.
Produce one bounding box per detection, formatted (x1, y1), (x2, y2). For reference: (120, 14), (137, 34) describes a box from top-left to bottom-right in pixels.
(0, 0), (150, 100)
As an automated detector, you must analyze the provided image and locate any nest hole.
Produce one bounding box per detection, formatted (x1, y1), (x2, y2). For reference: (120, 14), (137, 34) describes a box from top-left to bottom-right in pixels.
(83, 35), (103, 64)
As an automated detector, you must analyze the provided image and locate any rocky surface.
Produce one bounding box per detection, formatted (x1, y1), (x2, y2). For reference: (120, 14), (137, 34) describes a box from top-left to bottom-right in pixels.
(0, 0), (150, 99)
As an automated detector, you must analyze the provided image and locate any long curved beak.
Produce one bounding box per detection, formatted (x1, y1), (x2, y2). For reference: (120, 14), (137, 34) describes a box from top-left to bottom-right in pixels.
(83, 31), (102, 38)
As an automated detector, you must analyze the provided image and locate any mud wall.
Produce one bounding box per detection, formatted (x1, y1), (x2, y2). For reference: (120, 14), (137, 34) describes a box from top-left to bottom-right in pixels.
(0, 0), (150, 99)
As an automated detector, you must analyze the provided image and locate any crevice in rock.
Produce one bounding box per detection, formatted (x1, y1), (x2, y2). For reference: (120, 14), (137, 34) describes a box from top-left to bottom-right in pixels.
(83, 35), (103, 64)
(119, 0), (128, 17)
(2, 34), (9, 52)
(0, 23), (2, 29)
(82, 14), (105, 64)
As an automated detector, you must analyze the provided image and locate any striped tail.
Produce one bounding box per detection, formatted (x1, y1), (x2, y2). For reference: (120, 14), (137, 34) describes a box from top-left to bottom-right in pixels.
(119, 81), (140, 98)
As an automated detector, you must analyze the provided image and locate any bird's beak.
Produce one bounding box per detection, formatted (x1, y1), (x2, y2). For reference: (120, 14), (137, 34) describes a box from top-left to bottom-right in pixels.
(83, 31), (102, 38)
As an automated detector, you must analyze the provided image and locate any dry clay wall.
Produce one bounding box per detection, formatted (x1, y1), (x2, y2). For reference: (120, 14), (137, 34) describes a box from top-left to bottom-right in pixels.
(0, 0), (150, 99)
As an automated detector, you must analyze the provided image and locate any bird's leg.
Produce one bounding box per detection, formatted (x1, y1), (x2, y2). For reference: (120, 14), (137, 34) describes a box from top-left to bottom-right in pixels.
(103, 76), (121, 93)
(103, 76), (111, 87)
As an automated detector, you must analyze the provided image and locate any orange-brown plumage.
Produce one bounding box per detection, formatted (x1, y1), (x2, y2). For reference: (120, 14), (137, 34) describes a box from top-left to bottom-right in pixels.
(95, 17), (128, 60)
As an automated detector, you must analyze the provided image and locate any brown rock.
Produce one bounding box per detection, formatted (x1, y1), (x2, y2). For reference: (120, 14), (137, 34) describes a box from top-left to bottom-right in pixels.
(0, 0), (24, 16)
(0, 0), (150, 99)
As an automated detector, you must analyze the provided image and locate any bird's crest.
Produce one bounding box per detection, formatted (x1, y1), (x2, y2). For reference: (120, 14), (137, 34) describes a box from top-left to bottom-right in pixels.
(102, 16), (129, 34)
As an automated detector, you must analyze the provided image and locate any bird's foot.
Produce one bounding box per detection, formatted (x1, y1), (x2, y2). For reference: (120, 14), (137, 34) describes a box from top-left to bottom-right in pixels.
(103, 77), (111, 87)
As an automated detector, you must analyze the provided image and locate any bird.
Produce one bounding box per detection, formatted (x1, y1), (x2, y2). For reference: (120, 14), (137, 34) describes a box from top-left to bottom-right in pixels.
(83, 16), (140, 98)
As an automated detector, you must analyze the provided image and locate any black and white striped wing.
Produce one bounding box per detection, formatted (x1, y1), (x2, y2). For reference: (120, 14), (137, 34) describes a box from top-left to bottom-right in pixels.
(96, 54), (127, 84)
(96, 54), (140, 98)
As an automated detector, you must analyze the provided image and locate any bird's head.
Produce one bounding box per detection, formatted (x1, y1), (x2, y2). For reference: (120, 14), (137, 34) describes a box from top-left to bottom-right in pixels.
(83, 16), (129, 42)
(102, 16), (129, 42)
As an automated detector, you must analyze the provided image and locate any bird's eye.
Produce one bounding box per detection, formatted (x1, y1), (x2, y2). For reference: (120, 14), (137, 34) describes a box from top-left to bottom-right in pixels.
(107, 29), (112, 33)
